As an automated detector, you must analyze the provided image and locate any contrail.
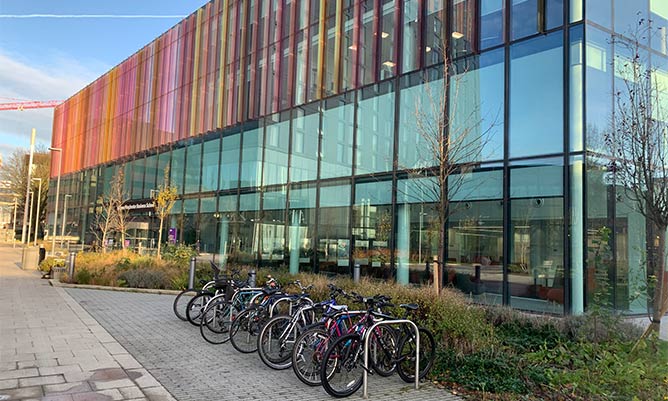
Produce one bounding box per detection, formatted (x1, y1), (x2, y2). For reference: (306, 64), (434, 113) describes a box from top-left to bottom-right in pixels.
(0, 14), (186, 19)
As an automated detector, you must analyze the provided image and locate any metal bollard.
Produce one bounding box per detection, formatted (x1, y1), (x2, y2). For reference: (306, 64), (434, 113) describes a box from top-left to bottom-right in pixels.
(353, 263), (360, 283)
(188, 256), (197, 289)
(248, 269), (256, 287)
(68, 251), (77, 282)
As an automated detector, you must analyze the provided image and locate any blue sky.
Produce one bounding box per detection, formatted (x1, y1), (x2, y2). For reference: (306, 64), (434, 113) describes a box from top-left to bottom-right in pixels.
(0, 0), (209, 164)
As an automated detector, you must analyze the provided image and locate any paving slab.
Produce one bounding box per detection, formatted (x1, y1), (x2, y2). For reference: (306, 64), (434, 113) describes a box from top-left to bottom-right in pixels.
(0, 245), (176, 401)
(65, 284), (464, 401)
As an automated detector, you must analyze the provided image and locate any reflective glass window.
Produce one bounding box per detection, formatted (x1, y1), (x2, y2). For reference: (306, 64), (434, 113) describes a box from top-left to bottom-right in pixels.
(398, 70), (442, 169)
(131, 158), (145, 199)
(651, 0), (668, 54)
(261, 188), (287, 266)
(480, 0), (504, 49)
(143, 154), (158, 198)
(317, 182), (351, 275)
(379, 0), (397, 79)
(291, 104), (320, 182)
(288, 184), (317, 273)
(360, 0), (376, 85)
(171, 147), (185, 194)
(395, 177), (438, 284)
(585, 26), (612, 154)
(402, 0), (420, 73)
(586, 0), (611, 29)
(570, 25), (584, 152)
(509, 158), (564, 314)
(321, 95), (354, 179)
(353, 180), (393, 279)
(425, 0), (445, 65)
(452, 49), (505, 162)
(217, 194), (239, 265)
(220, 133), (241, 190)
(240, 127), (263, 188)
(182, 198), (199, 245)
(356, 83), (395, 175)
(511, 0), (538, 40)
(264, 113), (290, 186)
(201, 138), (221, 192)
(614, 0), (647, 36)
(452, 0), (476, 58)
(509, 32), (563, 158)
(184, 143), (202, 194)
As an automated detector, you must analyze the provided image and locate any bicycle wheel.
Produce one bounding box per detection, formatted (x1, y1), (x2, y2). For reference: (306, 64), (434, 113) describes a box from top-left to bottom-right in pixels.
(368, 325), (397, 377)
(185, 293), (212, 326)
(173, 289), (198, 321)
(257, 315), (296, 370)
(199, 299), (234, 344)
(230, 307), (265, 353)
(320, 333), (364, 398)
(396, 327), (436, 383)
(292, 325), (330, 386)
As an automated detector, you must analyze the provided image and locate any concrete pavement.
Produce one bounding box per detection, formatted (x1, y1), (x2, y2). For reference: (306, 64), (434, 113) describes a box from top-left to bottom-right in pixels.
(0, 244), (462, 401)
(0, 245), (175, 401)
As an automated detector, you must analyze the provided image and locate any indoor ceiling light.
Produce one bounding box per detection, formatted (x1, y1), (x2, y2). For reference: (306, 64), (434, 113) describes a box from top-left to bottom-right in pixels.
(425, 46), (432, 52)
(452, 31), (464, 39)
(381, 31), (389, 38)
(382, 60), (396, 68)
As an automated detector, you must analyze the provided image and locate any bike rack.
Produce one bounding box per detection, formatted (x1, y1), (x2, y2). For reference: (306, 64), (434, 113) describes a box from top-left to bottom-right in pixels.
(362, 319), (420, 399)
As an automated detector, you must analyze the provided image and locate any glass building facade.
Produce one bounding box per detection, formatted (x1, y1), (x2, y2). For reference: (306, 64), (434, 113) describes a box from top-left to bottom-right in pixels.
(48, 0), (668, 315)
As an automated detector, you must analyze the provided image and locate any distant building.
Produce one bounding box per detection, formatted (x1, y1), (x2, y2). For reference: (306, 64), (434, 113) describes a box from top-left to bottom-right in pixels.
(48, 0), (668, 315)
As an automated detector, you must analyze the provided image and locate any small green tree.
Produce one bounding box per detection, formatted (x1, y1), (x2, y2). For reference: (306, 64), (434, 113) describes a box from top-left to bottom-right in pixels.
(153, 166), (177, 260)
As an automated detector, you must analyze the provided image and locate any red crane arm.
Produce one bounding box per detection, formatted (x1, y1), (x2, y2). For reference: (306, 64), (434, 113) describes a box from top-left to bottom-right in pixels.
(0, 100), (62, 111)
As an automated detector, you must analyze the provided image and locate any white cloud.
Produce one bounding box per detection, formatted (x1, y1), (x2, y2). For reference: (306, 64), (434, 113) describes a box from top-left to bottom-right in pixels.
(0, 50), (106, 162)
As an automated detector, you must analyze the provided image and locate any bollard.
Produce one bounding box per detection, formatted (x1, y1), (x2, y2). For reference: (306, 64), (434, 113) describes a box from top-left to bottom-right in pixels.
(188, 256), (197, 289)
(68, 252), (77, 282)
(353, 263), (360, 283)
(248, 269), (256, 287)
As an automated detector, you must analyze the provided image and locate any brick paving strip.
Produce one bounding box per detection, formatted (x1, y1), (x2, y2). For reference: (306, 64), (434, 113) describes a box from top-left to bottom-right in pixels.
(62, 283), (465, 401)
(0, 245), (175, 401)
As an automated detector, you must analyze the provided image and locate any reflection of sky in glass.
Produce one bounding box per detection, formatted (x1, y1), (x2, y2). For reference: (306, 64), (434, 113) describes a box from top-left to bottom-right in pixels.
(509, 32), (563, 158)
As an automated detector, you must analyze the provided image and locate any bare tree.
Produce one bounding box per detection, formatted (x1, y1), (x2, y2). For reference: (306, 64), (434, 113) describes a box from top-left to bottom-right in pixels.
(91, 195), (117, 253)
(0, 147), (51, 238)
(153, 166), (177, 260)
(404, 54), (498, 295)
(607, 20), (668, 335)
(110, 169), (131, 251)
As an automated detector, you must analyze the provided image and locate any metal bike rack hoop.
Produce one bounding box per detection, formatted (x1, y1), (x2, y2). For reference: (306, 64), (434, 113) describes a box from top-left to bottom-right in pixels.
(363, 319), (420, 399)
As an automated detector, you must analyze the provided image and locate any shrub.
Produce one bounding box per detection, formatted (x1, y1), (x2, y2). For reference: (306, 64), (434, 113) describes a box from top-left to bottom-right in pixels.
(432, 348), (548, 394)
(118, 269), (169, 289)
(39, 257), (65, 273)
(74, 268), (92, 285)
(161, 244), (197, 266)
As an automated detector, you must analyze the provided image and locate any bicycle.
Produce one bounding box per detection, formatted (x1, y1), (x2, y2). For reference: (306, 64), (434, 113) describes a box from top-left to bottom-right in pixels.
(257, 282), (346, 370)
(172, 260), (221, 321)
(319, 301), (436, 398)
(291, 292), (393, 387)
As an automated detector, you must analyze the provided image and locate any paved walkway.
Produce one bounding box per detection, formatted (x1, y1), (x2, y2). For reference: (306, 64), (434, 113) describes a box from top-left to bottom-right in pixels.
(0, 244), (462, 401)
(65, 290), (460, 401)
(0, 245), (175, 401)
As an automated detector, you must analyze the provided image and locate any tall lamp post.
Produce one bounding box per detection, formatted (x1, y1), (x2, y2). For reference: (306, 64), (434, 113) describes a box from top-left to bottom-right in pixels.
(49, 147), (62, 255)
(26, 191), (34, 247)
(61, 194), (72, 249)
(12, 197), (18, 248)
(21, 129), (36, 245)
(31, 178), (42, 246)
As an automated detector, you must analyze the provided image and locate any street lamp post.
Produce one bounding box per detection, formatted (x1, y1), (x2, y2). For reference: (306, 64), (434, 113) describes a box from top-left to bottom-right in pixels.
(49, 147), (62, 255)
(21, 129), (36, 245)
(61, 194), (72, 249)
(26, 191), (34, 247)
(12, 197), (17, 248)
(32, 178), (42, 246)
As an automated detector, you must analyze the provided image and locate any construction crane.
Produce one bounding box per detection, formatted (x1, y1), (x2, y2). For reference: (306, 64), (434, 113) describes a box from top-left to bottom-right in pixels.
(0, 99), (62, 111)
